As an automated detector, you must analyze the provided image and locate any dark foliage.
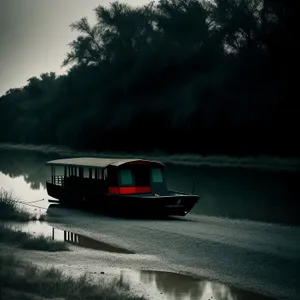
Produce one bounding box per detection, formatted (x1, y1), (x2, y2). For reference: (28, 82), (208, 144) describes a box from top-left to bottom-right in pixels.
(0, 0), (298, 156)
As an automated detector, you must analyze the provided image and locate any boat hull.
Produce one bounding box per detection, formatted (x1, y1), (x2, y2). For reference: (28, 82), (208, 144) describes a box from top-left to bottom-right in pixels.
(46, 182), (199, 216)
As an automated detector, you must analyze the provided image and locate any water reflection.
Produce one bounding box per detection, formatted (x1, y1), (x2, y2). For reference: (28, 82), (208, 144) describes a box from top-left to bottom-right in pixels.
(7, 220), (276, 300)
(139, 271), (209, 300)
(0, 171), (49, 213)
(62, 229), (134, 253)
(9, 221), (133, 254)
(0, 149), (56, 189)
(1, 148), (300, 225)
(122, 270), (275, 300)
(166, 164), (300, 225)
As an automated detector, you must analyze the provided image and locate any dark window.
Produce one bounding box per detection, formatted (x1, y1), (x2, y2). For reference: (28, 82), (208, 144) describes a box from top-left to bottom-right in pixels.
(107, 167), (118, 186)
(134, 166), (151, 186)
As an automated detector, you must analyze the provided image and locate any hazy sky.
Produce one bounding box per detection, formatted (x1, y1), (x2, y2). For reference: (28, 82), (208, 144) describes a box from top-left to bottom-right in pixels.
(0, 0), (151, 96)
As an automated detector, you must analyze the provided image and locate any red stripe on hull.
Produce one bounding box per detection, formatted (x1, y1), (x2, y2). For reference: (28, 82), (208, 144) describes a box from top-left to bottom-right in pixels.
(108, 186), (151, 194)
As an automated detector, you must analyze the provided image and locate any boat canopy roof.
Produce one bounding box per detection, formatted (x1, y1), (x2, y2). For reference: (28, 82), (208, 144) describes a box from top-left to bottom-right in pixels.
(46, 157), (165, 168)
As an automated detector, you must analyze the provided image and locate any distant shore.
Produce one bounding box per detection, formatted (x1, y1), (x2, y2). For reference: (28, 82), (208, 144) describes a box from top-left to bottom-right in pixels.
(1, 143), (299, 172)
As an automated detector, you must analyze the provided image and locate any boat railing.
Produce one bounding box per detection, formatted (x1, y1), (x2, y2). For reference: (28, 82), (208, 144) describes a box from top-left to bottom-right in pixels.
(49, 176), (106, 189)
(51, 175), (65, 186)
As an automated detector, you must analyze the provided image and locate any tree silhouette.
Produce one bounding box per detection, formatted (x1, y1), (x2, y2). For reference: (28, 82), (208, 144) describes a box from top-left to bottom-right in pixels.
(0, 0), (298, 156)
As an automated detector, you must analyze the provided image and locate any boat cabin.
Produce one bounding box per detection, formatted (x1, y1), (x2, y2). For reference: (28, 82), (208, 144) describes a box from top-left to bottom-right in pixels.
(46, 157), (168, 195)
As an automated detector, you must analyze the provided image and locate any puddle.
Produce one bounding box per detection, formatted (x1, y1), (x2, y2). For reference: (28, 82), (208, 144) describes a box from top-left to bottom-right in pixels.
(119, 270), (275, 300)
(62, 230), (133, 254)
(5, 222), (276, 300)
(6, 221), (133, 254)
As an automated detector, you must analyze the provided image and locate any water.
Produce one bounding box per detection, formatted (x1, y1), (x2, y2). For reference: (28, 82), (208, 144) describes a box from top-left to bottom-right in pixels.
(122, 270), (275, 300)
(8, 221), (134, 253)
(166, 164), (300, 225)
(131, 271), (274, 300)
(1, 147), (298, 299)
(0, 148), (299, 225)
(5, 221), (275, 300)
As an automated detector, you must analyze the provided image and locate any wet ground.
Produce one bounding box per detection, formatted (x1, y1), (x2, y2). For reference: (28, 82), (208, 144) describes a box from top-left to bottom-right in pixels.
(1, 147), (300, 300)
(9, 221), (134, 254)
(6, 219), (277, 300)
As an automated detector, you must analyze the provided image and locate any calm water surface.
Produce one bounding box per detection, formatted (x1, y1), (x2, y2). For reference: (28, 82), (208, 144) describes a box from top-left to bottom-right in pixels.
(0, 148), (299, 225)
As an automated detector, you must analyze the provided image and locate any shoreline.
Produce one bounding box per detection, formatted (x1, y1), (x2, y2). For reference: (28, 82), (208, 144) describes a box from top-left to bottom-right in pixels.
(1, 142), (299, 172)
(0, 219), (278, 300)
(0, 190), (295, 300)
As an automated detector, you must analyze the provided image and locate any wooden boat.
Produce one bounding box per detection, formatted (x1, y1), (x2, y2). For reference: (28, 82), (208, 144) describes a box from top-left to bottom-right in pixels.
(46, 157), (199, 216)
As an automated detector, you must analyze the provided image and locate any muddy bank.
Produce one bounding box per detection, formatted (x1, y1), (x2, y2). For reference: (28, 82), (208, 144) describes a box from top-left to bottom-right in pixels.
(0, 225), (276, 300)
(6, 205), (297, 299)
(46, 206), (300, 299)
(0, 249), (144, 300)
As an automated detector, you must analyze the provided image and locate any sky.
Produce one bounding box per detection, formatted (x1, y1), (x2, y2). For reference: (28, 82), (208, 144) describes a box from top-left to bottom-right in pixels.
(0, 0), (151, 96)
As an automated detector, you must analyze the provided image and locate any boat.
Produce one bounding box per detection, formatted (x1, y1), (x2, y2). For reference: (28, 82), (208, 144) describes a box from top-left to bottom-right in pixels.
(46, 157), (199, 216)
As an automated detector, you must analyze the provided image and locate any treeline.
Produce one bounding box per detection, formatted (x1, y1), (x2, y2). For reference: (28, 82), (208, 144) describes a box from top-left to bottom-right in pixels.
(0, 0), (298, 156)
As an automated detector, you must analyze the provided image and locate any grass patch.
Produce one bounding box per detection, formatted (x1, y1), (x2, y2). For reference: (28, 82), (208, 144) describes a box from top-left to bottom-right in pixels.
(0, 188), (46, 221)
(37, 213), (47, 221)
(0, 253), (145, 300)
(0, 225), (69, 252)
(0, 189), (31, 221)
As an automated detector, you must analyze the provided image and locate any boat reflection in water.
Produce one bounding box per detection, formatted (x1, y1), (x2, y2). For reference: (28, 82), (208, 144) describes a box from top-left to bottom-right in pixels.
(55, 228), (274, 299)
(9, 222), (275, 300)
(53, 227), (134, 254)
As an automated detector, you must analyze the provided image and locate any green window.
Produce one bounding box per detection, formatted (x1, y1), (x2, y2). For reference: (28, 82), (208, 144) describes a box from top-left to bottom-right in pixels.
(119, 169), (134, 186)
(151, 168), (163, 183)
